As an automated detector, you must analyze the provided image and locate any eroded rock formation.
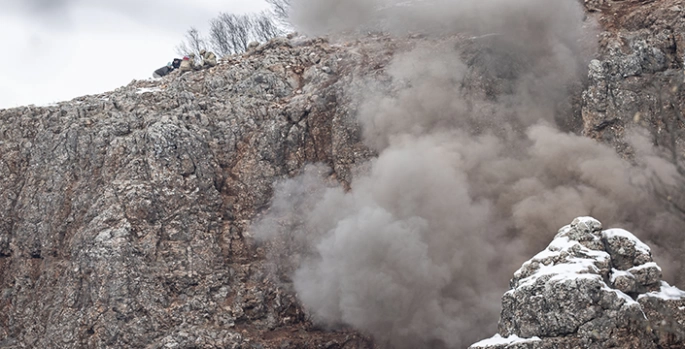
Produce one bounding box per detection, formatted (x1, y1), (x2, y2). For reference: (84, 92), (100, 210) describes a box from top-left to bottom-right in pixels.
(582, 0), (685, 156)
(470, 217), (685, 349)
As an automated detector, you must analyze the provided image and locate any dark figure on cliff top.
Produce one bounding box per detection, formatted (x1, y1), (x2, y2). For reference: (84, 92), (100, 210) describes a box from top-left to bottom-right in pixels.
(153, 58), (183, 78)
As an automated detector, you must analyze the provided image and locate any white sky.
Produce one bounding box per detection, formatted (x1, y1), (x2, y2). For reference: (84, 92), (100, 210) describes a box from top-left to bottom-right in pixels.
(0, 0), (271, 109)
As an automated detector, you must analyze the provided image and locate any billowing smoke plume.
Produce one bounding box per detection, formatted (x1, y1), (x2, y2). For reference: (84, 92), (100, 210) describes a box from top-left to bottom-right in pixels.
(254, 0), (685, 347)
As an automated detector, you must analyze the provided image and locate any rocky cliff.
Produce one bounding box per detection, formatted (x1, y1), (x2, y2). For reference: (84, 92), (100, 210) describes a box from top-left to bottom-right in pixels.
(583, 0), (685, 156)
(1, 0), (685, 348)
(0, 36), (382, 348)
(470, 217), (685, 349)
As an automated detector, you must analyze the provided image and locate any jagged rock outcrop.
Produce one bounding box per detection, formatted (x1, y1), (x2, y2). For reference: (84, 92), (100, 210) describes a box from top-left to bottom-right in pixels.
(582, 0), (685, 155)
(470, 217), (685, 349)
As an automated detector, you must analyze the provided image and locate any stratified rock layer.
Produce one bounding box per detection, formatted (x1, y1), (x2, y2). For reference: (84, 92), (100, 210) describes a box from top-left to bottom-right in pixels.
(470, 217), (685, 349)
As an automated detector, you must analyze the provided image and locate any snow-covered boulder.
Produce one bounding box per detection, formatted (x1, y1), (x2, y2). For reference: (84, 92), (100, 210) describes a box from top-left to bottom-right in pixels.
(470, 217), (685, 349)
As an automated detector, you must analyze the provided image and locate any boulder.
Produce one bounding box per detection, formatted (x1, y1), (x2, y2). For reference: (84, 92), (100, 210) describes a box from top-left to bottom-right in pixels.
(471, 217), (685, 349)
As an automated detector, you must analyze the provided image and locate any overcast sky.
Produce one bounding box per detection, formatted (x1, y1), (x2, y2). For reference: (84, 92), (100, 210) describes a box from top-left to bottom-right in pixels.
(0, 0), (271, 109)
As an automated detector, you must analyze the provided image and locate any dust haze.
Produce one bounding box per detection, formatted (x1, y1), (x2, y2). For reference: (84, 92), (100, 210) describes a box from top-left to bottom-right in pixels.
(254, 0), (685, 347)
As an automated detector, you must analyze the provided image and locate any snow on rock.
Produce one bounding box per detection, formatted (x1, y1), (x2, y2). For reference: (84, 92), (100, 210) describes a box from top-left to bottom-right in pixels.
(610, 268), (639, 294)
(627, 262), (662, 288)
(470, 334), (540, 348)
(603, 228), (653, 271)
(639, 281), (685, 301)
(470, 217), (685, 349)
(637, 281), (685, 348)
(603, 228), (651, 254)
(135, 87), (162, 94)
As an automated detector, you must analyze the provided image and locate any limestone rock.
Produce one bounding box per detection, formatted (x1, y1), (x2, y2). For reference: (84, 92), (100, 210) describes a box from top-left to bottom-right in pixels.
(1, 0), (684, 346)
(471, 217), (685, 349)
(0, 33), (389, 349)
(582, 0), (685, 157)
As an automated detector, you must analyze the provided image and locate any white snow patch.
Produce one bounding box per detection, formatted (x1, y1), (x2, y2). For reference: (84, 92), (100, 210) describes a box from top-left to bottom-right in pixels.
(471, 334), (541, 347)
(603, 228), (651, 254)
(136, 87), (162, 94)
(581, 248), (610, 261)
(573, 216), (601, 227)
(529, 236), (576, 260)
(628, 262), (661, 273)
(512, 234), (612, 290)
(532, 236), (607, 260)
(639, 281), (685, 301)
(556, 224), (573, 236)
(530, 248), (560, 260)
(548, 236), (577, 251)
(603, 287), (639, 306)
(610, 268), (634, 283)
(550, 272), (602, 284)
(516, 257), (602, 289)
(39, 103), (59, 107)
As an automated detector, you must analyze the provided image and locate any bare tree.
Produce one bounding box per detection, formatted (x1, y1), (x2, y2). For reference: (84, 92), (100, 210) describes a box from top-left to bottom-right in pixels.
(208, 12), (283, 57)
(177, 10), (284, 60)
(209, 17), (234, 56)
(253, 11), (282, 42)
(265, 0), (291, 24)
(176, 27), (207, 57)
(209, 13), (251, 56)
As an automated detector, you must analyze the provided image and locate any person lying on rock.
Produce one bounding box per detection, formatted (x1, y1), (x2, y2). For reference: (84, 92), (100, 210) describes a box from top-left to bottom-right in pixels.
(199, 49), (217, 69)
(153, 58), (184, 78)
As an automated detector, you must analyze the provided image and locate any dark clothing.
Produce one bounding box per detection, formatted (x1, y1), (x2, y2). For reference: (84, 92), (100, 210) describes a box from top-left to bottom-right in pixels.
(153, 58), (183, 78)
(172, 58), (182, 70)
(153, 66), (172, 78)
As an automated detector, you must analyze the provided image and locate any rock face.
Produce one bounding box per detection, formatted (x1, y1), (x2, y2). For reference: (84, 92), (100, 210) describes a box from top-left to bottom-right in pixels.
(1, 0), (685, 348)
(0, 35), (385, 349)
(582, 0), (685, 156)
(470, 217), (685, 349)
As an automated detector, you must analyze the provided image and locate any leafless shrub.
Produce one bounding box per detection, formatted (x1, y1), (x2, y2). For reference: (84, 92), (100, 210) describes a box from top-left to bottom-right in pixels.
(207, 12), (284, 57)
(175, 27), (206, 57)
(253, 11), (283, 42)
(177, 10), (283, 59)
(209, 13), (250, 56)
(265, 0), (291, 24)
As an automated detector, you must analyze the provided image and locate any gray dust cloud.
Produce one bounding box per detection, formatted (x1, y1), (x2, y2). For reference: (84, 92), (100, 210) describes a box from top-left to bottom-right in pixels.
(253, 0), (685, 347)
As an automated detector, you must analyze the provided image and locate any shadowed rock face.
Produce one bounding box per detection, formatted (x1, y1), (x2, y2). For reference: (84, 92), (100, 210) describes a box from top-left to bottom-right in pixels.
(470, 217), (685, 349)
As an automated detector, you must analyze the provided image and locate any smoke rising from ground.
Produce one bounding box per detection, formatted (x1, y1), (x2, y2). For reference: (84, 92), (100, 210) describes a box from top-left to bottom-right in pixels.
(254, 0), (685, 347)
